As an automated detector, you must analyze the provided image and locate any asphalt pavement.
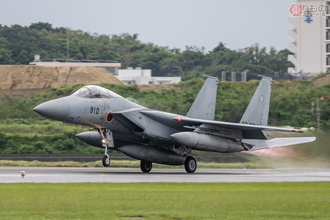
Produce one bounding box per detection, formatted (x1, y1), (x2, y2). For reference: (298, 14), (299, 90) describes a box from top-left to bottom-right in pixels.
(1, 167), (330, 183)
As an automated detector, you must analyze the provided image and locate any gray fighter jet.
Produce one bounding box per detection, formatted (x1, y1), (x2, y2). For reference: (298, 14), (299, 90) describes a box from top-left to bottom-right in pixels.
(33, 76), (315, 173)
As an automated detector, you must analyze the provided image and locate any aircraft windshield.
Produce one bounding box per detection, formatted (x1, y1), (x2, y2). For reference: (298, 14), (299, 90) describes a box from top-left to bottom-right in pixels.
(72, 85), (121, 98)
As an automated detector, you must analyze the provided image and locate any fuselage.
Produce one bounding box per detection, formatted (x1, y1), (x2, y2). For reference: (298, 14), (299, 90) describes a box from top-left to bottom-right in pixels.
(34, 85), (184, 149)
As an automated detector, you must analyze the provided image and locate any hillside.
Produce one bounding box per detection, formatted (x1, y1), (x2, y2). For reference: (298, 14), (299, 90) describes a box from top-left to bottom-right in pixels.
(313, 74), (330, 86)
(0, 65), (123, 98)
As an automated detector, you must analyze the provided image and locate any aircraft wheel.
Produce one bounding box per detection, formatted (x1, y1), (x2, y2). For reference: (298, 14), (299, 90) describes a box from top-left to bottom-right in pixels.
(140, 161), (152, 173)
(184, 156), (197, 173)
(102, 155), (110, 167)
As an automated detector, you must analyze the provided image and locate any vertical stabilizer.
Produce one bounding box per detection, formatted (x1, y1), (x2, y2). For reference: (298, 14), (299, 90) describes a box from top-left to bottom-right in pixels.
(186, 76), (218, 120)
(239, 76), (273, 126)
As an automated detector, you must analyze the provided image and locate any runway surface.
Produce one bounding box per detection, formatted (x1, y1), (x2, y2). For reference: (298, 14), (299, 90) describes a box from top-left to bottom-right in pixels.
(1, 167), (330, 183)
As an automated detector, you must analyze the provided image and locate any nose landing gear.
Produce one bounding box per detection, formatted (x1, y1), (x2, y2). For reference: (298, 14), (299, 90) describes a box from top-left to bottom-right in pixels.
(99, 128), (114, 167)
(102, 154), (110, 167)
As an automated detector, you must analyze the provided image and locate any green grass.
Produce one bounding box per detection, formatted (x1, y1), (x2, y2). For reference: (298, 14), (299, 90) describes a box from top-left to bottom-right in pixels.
(0, 182), (329, 220)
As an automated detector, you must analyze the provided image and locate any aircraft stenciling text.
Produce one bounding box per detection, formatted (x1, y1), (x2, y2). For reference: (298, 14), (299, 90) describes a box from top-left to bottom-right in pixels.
(90, 107), (100, 114)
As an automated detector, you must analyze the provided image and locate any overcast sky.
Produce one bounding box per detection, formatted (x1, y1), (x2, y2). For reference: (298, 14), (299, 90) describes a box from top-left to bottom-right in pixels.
(0, 0), (295, 52)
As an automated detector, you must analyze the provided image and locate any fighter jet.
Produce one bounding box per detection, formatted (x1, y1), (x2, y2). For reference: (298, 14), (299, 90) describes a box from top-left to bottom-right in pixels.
(33, 76), (315, 173)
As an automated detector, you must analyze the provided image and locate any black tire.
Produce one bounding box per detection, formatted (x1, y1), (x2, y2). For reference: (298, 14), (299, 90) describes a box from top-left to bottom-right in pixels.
(184, 156), (197, 173)
(102, 155), (110, 167)
(140, 160), (152, 173)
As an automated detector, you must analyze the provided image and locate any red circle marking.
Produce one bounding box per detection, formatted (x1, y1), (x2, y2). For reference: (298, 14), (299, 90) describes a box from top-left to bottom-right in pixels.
(106, 112), (114, 122)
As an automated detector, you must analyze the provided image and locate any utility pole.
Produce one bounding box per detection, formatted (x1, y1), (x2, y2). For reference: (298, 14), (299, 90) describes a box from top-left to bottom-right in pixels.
(312, 96), (330, 130)
(312, 98), (321, 130)
(66, 27), (70, 59)
(316, 98), (321, 130)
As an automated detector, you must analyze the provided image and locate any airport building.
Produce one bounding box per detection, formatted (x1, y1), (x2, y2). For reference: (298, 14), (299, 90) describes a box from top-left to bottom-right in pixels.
(116, 67), (181, 84)
(30, 55), (181, 84)
(288, 0), (330, 75)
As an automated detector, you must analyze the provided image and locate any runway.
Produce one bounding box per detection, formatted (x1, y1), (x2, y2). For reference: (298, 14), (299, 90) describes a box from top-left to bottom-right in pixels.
(1, 167), (330, 183)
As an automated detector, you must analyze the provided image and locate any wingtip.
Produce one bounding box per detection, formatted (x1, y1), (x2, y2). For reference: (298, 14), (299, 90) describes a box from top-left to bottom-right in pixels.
(258, 75), (273, 81)
(293, 129), (304, 133)
(202, 75), (219, 81)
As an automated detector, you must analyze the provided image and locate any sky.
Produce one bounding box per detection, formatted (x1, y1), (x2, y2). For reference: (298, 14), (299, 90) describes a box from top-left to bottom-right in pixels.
(0, 0), (295, 52)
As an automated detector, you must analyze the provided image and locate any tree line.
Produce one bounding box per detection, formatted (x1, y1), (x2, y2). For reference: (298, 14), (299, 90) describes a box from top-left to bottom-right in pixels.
(0, 22), (293, 80)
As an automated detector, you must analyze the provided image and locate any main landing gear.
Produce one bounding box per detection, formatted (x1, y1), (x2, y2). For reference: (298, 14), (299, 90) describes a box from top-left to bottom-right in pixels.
(140, 161), (152, 173)
(139, 156), (197, 174)
(99, 128), (114, 167)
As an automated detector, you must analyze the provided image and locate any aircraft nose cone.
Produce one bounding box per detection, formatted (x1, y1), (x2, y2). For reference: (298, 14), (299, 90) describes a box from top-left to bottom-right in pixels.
(33, 98), (69, 121)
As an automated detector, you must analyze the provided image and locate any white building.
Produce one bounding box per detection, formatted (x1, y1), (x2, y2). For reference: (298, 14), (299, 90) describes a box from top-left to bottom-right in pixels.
(288, 0), (330, 75)
(30, 56), (181, 84)
(30, 55), (121, 74)
(116, 67), (181, 84)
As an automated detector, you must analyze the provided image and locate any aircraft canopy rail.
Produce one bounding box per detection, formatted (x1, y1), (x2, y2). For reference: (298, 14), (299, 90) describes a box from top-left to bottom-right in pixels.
(72, 85), (121, 98)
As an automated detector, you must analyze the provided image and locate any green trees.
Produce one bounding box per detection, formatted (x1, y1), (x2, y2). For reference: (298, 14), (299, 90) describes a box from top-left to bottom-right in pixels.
(0, 22), (292, 79)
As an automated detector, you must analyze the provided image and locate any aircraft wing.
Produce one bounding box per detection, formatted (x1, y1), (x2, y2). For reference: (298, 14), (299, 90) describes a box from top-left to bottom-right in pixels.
(243, 137), (316, 151)
(175, 116), (315, 149)
(139, 110), (305, 140)
(111, 108), (146, 133)
(113, 108), (313, 147)
(173, 116), (304, 133)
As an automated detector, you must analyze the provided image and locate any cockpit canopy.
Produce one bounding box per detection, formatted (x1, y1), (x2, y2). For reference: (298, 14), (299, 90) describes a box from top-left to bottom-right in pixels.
(72, 85), (121, 98)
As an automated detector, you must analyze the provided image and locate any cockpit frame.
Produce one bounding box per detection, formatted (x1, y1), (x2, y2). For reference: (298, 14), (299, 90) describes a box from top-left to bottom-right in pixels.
(72, 85), (121, 99)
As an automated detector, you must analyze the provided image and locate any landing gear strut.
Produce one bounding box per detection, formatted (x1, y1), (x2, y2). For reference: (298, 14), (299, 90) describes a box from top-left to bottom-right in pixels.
(99, 128), (114, 167)
(140, 161), (152, 173)
(184, 156), (197, 173)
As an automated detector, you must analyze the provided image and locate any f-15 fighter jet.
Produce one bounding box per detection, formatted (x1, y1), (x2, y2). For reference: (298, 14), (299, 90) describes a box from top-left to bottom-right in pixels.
(34, 76), (315, 173)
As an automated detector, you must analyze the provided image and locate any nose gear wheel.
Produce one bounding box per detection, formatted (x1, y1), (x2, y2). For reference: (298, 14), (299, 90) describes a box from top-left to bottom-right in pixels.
(99, 128), (114, 167)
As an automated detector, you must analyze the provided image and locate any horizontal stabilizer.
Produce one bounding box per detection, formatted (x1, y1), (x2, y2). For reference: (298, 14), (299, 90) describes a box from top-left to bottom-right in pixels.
(173, 116), (305, 133)
(243, 137), (316, 151)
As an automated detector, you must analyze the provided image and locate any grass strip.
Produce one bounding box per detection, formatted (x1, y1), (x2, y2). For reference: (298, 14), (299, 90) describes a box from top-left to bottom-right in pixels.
(0, 182), (329, 220)
(0, 160), (270, 169)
